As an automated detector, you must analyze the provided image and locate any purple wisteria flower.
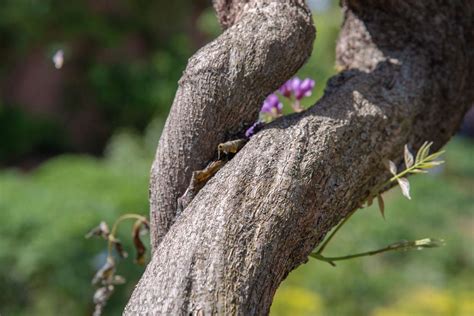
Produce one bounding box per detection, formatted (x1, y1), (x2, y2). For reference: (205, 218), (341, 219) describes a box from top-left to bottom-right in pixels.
(278, 77), (316, 100)
(246, 77), (316, 137)
(278, 80), (293, 98)
(245, 121), (264, 138)
(260, 93), (283, 116)
(290, 77), (315, 100)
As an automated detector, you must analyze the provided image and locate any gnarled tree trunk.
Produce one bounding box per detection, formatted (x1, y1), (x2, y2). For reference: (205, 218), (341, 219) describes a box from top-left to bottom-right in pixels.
(126, 0), (473, 314)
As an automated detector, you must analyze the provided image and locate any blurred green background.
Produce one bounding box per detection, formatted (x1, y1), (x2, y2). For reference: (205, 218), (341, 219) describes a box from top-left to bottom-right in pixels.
(0, 1), (473, 315)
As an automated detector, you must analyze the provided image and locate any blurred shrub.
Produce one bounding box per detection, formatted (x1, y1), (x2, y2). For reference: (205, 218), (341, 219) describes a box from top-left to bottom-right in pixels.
(372, 287), (474, 316)
(0, 0), (195, 163)
(271, 286), (324, 316)
(0, 119), (163, 315)
(0, 104), (69, 162)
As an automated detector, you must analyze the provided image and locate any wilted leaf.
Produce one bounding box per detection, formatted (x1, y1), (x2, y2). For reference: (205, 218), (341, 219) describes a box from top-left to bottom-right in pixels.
(397, 177), (411, 200)
(110, 237), (128, 259)
(366, 195), (374, 207)
(93, 285), (114, 305)
(138, 219), (150, 236)
(85, 221), (110, 239)
(92, 257), (115, 285)
(93, 285), (114, 316)
(132, 220), (147, 265)
(387, 160), (397, 175)
(111, 275), (126, 285)
(377, 194), (385, 219)
(404, 145), (414, 168)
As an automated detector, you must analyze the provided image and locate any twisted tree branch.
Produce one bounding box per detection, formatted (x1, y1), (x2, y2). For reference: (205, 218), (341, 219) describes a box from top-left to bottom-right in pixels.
(127, 0), (473, 314)
(149, 0), (315, 249)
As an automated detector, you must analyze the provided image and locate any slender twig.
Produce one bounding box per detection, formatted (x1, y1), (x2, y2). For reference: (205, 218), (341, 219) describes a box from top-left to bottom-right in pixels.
(311, 238), (444, 266)
(311, 143), (446, 265)
(314, 208), (358, 255)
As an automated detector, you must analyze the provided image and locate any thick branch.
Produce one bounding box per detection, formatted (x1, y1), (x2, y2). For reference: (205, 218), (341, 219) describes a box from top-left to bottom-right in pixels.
(149, 0), (315, 249)
(127, 1), (473, 315)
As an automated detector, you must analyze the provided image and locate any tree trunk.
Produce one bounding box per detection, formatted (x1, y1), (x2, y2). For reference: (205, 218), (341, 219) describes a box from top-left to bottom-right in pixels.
(126, 0), (473, 314)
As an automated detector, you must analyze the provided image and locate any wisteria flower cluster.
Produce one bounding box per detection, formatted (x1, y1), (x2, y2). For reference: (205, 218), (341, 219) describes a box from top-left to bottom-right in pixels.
(246, 76), (315, 137)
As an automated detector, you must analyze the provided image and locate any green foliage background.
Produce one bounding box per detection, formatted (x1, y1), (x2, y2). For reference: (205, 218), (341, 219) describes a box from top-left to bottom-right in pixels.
(0, 0), (192, 163)
(0, 2), (473, 315)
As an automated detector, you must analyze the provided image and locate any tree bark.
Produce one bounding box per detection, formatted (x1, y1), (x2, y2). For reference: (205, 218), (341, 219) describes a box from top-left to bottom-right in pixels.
(126, 0), (473, 314)
(149, 0), (315, 249)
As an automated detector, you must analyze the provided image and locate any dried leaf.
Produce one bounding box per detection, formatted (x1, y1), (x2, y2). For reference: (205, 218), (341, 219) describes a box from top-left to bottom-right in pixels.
(85, 221), (110, 239)
(377, 195), (385, 219)
(93, 285), (114, 305)
(138, 219), (150, 237)
(193, 160), (225, 185)
(397, 177), (411, 200)
(93, 285), (114, 316)
(132, 220), (147, 265)
(111, 275), (126, 285)
(387, 160), (397, 175)
(366, 195), (374, 207)
(217, 139), (247, 160)
(110, 237), (128, 259)
(404, 145), (414, 168)
(92, 257), (115, 285)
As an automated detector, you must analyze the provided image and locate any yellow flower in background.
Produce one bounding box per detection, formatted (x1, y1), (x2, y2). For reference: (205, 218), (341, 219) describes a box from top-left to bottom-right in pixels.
(372, 287), (474, 316)
(271, 286), (323, 316)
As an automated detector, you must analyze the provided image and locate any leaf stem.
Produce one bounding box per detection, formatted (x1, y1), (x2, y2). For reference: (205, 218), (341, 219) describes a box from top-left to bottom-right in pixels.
(107, 214), (147, 258)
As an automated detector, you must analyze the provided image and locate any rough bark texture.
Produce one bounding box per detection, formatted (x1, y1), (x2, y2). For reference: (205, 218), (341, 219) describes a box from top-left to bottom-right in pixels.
(149, 0), (315, 248)
(127, 0), (473, 314)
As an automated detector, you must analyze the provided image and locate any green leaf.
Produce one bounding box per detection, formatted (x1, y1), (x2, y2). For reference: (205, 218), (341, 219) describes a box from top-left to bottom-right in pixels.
(419, 141), (433, 161)
(415, 142), (425, 163)
(418, 161), (444, 169)
(424, 150), (445, 162)
(413, 238), (445, 249)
